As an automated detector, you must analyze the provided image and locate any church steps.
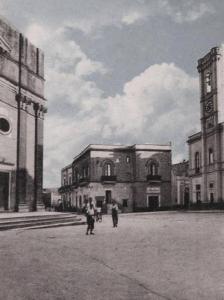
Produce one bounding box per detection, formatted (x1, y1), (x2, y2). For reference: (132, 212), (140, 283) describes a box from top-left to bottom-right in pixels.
(0, 213), (86, 230)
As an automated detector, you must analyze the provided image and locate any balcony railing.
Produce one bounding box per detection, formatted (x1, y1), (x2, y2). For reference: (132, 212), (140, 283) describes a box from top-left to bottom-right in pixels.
(79, 177), (89, 186)
(146, 174), (161, 181)
(101, 175), (117, 182)
(58, 185), (73, 193)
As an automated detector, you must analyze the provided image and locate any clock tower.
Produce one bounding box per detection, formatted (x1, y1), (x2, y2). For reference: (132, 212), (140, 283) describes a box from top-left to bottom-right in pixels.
(195, 47), (224, 202)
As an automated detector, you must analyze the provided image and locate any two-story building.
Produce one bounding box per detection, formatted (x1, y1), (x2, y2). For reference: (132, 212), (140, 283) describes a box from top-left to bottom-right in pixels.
(59, 144), (172, 212)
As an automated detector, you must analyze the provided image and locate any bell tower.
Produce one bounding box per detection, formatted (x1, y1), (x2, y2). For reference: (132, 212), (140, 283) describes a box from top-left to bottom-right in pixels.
(197, 47), (224, 202)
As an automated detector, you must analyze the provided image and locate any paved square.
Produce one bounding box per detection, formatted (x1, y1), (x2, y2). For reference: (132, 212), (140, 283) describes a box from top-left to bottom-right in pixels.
(0, 212), (224, 300)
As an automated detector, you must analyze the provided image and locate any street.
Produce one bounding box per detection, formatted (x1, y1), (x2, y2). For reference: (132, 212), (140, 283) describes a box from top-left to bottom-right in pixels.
(0, 212), (224, 300)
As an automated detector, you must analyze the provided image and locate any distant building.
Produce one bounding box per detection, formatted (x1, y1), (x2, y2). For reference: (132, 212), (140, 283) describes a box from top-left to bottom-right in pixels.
(172, 161), (189, 207)
(42, 188), (61, 210)
(59, 144), (172, 212)
(188, 46), (224, 204)
(0, 17), (47, 211)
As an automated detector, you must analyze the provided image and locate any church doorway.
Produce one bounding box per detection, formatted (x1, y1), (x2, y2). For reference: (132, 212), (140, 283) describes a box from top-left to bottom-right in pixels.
(0, 172), (9, 210)
(147, 195), (159, 211)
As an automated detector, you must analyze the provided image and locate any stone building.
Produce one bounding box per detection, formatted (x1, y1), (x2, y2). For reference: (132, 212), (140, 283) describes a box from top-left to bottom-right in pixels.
(59, 144), (172, 212)
(0, 18), (47, 211)
(188, 46), (224, 205)
(171, 160), (189, 207)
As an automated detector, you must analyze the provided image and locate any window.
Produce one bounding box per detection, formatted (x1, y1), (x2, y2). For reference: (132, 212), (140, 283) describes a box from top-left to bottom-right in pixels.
(82, 165), (89, 179)
(103, 161), (114, 176)
(208, 148), (214, 164)
(196, 184), (201, 203)
(83, 167), (86, 178)
(195, 152), (200, 173)
(147, 160), (159, 176)
(126, 156), (130, 163)
(105, 163), (111, 176)
(69, 176), (72, 185)
(122, 199), (128, 207)
(209, 183), (214, 189)
(205, 72), (212, 94)
(74, 170), (80, 182)
(150, 163), (158, 175)
(0, 117), (10, 134)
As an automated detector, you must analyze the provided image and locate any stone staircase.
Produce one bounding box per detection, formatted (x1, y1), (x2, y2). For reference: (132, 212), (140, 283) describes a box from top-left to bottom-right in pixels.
(18, 203), (45, 212)
(0, 212), (86, 231)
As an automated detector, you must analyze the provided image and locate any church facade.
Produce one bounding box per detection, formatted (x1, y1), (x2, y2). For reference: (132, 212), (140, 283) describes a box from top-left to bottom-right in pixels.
(59, 144), (172, 212)
(0, 18), (47, 211)
(188, 47), (224, 205)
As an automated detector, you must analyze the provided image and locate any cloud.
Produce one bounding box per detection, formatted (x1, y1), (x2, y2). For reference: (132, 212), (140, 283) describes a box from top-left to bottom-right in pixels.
(43, 55), (199, 186)
(103, 63), (199, 139)
(162, 1), (214, 23)
(122, 11), (146, 25)
(0, 3), (205, 188)
(1, 0), (215, 39)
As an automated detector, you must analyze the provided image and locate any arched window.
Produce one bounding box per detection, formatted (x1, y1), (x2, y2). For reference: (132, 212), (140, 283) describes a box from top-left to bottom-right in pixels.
(103, 160), (114, 176)
(146, 160), (159, 176)
(195, 152), (200, 173)
(209, 148), (214, 164)
(205, 72), (212, 94)
(105, 163), (112, 176)
(150, 163), (157, 175)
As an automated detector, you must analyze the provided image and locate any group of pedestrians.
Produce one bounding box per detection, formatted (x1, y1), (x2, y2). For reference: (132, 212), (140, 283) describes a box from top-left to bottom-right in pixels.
(84, 199), (119, 235)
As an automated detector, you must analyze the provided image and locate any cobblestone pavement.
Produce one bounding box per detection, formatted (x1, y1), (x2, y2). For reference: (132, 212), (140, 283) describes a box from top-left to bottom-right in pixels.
(0, 211), (224, 300)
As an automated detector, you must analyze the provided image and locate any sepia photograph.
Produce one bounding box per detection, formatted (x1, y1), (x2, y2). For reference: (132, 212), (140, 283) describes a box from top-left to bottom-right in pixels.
(0, 1), (224, 299)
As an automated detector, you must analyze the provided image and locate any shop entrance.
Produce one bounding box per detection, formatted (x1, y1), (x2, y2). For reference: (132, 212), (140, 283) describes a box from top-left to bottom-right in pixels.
(0, 172), (9, 210)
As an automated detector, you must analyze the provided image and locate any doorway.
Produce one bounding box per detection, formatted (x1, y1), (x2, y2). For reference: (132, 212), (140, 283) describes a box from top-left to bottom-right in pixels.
(184, 187), (190, 208)
(105, 190), (112, 204)
(147, 195), (159, 210)
(0, 172), (9, 210)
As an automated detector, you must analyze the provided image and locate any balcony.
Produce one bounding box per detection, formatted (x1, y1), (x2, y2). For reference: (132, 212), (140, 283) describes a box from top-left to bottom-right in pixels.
(58, 185), (73, 193)
(146, 174), (161, 181)
(101, 175), (117, 183)
(79, 177), (89, 186)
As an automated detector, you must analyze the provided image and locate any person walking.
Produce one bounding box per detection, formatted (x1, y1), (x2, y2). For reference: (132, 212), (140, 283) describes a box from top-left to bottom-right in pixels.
(96, 206), (102, 222)
(86, 202), (95, 235)
(111, 200), (118, 227)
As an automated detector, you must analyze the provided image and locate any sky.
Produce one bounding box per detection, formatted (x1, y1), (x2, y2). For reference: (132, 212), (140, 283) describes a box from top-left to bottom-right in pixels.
(1, 0), (224, 187)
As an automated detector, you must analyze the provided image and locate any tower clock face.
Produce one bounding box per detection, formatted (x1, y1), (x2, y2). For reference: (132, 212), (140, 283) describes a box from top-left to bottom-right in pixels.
(204, 100), (213, 113)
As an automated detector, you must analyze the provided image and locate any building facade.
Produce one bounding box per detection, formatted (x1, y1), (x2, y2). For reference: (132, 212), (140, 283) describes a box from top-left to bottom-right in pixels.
(171, 161), (189, 207)
(0, 18), (47, 211)
(59, 144), (172, 212)
(188, 47), (224, 205)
